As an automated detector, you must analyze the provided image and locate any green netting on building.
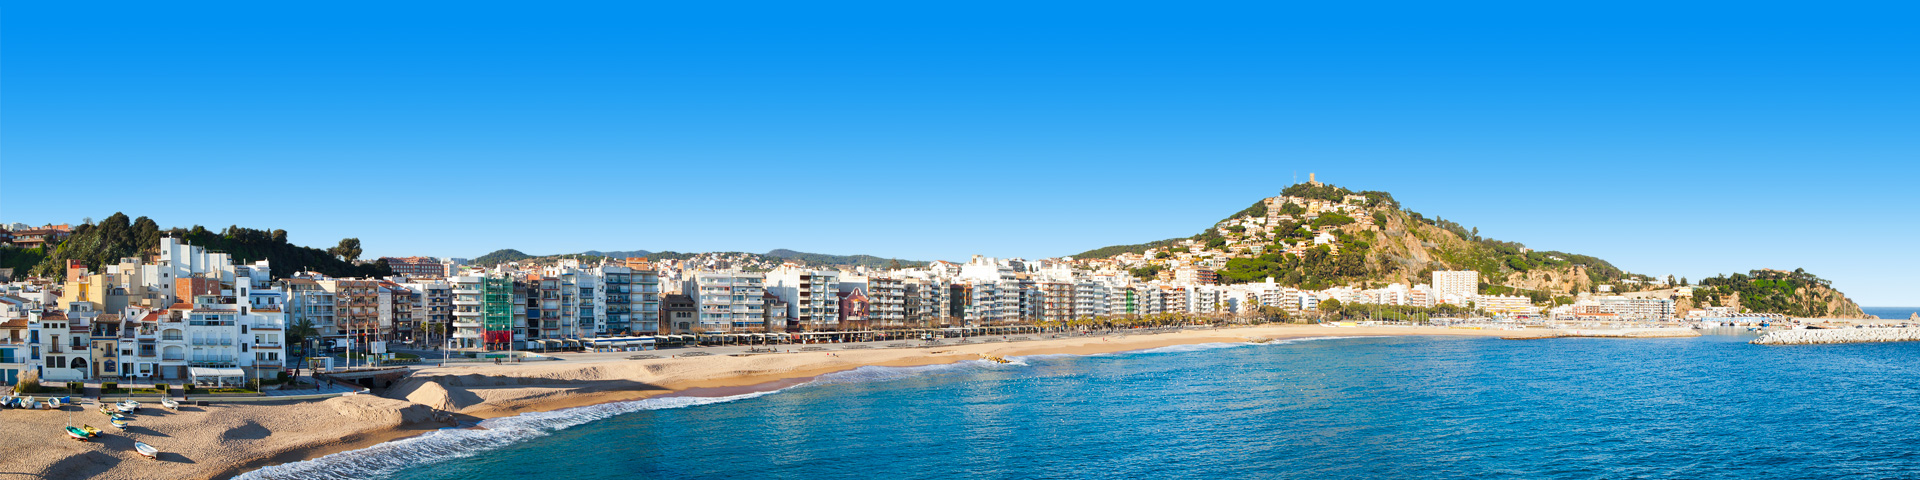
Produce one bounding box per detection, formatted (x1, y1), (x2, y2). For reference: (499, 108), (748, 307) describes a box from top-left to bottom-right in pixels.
(483, 277), (513, 333)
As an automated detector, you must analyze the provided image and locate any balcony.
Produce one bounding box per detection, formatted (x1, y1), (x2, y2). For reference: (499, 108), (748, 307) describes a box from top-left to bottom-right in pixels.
(162, 355), (186, 361)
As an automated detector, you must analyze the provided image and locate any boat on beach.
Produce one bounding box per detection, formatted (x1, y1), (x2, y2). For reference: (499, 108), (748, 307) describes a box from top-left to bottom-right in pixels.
(117, 400), (141, 412)
(101, 404), (121, 416)
(65, 426), (91, 442)
(161, 398), (179, 410)
(133, 441), (159, 460)
(110, 417), (130, 429)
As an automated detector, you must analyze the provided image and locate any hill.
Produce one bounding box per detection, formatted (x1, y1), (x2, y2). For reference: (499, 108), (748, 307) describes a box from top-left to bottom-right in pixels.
(472, 249), (536, 266)
(1069, 181), (1864, 317)
(1690, 269), (1866, 318)
(580, 250), (653, 259)
(764, 249), (925, 269)
(17, 213), (389, 281)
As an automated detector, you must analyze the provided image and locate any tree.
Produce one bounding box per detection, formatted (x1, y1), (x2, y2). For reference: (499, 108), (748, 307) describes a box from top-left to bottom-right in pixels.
(329, 238), (363, 263)
(888, 258), (903, 270)
(288, 318), (319, 348)
(1680, 277), (1688, 286)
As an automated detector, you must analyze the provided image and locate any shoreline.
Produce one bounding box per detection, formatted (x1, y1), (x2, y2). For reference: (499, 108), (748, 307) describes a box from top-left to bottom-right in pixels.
(17, 325), (1691, 480)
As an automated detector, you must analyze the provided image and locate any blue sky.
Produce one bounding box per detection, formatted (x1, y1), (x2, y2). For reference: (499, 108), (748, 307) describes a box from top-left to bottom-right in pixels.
(4, 2), (1916, 305)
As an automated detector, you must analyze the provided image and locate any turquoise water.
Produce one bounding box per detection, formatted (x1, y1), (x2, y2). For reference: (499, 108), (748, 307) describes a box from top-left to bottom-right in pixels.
(242, 334), (1920, 479)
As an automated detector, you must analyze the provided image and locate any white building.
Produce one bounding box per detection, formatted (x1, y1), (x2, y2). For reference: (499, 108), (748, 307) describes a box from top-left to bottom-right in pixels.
(687, 271), (766, 332)
(766, 266), (840, 331)
(1433, 270), (1479, 304)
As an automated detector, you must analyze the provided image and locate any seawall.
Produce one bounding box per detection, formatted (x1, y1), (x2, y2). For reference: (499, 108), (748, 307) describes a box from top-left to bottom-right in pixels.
(1752, 328), (1920, 345)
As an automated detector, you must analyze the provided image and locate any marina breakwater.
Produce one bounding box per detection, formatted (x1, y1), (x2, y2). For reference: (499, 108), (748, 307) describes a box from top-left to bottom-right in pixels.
(1752, 328), (1920, 345)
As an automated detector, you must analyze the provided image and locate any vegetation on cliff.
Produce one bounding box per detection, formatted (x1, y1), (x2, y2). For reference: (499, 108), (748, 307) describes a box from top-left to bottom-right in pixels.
(24, 213), (389, 281)
(1693, 269), (1865, 318)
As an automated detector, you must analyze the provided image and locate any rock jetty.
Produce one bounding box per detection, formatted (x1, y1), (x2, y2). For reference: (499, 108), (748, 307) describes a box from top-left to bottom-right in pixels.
(1752, 328), (1920, 345)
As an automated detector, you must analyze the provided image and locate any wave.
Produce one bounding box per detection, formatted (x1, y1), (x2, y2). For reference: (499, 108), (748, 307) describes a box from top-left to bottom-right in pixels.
(234, 390), (786, 480)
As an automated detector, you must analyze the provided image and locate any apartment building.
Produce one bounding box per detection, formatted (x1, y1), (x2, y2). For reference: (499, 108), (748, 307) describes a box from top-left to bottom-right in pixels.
(600, 265), (635, 334)
(1432, 270), (1479, 303)
(1467, 294), (1533, 315)
(866, 276), (906, 328)
(687, 271), (767, 332)
(402, 280), (452, 344)
(381, 256), (447, 279)
(1039, 282), (1075, 321)
(1174, 267), (1218, 285)
(765, 266), (840, 331)
(902, 277), (951, 327)
(317, 279), (379, 346)
(448, 275), (485, 349)
(1573, 296), (1675, 320)
(627, 259), (662, 334)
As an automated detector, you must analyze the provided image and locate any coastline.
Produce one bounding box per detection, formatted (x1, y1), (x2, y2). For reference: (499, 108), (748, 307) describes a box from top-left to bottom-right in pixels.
(13, 325), (1683, 480)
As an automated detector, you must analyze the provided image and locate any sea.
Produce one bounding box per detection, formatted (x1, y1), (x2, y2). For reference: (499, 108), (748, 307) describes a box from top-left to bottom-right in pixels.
(1863, 306), (1920, 320)
(240, 332), (1920, 480)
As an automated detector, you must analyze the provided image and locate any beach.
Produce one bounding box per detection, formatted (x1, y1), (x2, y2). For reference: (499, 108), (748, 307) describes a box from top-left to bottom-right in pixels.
(3, 324), (1692, 479)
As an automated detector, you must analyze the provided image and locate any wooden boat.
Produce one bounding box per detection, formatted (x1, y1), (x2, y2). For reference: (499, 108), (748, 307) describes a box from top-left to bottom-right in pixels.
(47, 397), (63, 409)
(53, 396), (72, 405)
(65, 426), (91, 442)
(101, 404), (121, 416)
(133, 441), (158, 460)
(80, 425), (101, 437)
(161, 398), (180, 410)
(110, 417), (129, 429)
(117, 400), (140, 412)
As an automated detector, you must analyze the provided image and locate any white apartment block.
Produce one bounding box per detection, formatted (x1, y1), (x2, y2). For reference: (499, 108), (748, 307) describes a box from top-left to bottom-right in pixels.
(1572, 296), (1675, 320)
(688, 271), (766, 332)
(766, 266), (840, 331)
(448, 275), (485, 349)
(1433, 270), (1479, 301)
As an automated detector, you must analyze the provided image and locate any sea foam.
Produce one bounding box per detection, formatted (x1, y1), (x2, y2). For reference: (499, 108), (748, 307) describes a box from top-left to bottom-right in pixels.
(234, 389), (787, 480)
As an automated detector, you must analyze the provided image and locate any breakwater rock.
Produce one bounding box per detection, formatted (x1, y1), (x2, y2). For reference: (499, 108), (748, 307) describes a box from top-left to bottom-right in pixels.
(1752, 328), (1920, 345)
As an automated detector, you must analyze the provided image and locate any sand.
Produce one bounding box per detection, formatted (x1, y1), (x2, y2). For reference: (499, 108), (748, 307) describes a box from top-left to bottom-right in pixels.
(0, 324), (1686, 479)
